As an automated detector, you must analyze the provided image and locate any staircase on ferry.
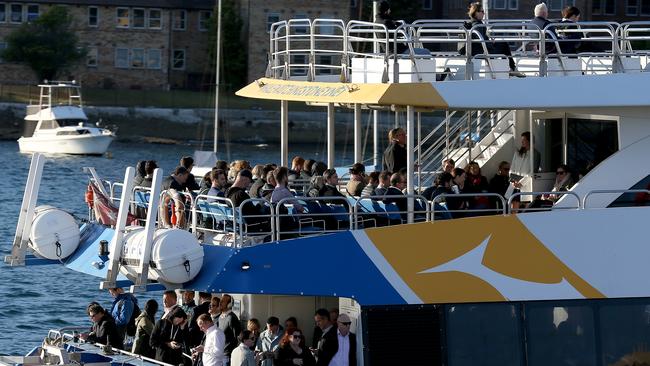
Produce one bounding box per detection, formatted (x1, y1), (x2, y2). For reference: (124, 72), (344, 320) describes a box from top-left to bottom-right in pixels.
(416, 109), (515, 187)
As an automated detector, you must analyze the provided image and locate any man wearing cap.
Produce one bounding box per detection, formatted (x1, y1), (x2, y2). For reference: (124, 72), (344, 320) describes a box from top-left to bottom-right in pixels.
(328, 313), (356, 366)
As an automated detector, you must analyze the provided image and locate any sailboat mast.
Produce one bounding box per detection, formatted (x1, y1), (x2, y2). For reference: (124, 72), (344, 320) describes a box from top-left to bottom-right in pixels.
(213, 0), (222, 154)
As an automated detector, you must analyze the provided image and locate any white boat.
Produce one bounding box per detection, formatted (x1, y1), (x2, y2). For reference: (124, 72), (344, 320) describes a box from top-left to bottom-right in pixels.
(17, 81), (114, 155)
(7, 17), (650, 366)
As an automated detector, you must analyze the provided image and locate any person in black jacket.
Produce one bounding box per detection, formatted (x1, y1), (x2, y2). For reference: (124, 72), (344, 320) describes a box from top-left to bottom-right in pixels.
(180, 156), (200, 191)
(84, 303), (123, 350)
(150, 306), (189, 366)
(382, 128), (407, 173)
(310, 308), (338, 366)
(531, 2), (558, 54)
(188, 292), (212, 349)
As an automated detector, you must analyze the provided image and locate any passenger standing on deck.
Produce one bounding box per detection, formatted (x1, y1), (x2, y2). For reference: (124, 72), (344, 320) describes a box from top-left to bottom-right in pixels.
(133, 299), (158, 358)
(256, 316), (284, 366)
(181, 156), (201, 191)
(231, 330), (257, 366)
(209, 297), (221, 322)
(382, 128), (407, 173)
(310, 309), (338, 366)
(510, 131), (541, 209)
(150, 306), (189, 366)
(108, 287), (138, 347)
(181, 290), (196, 318)
(189, 292), (213, 349)
(217, 294), (242, 365)
(193, 313), (226, 366)
(277, 328), (315, 366)
(328, 314), (356, 366)
(83, 303), (123, 349)
(162, 290), (180, 320)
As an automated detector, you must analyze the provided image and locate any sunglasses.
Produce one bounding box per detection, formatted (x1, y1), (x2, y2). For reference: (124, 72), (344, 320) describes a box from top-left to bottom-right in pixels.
(556, 171), (566, 175)
(339, 322), (352, 326)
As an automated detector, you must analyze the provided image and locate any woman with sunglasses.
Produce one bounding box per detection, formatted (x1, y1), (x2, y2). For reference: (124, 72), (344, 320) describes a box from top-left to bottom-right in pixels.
(545, 164), (574, 202)
(276, 328), (315, 366)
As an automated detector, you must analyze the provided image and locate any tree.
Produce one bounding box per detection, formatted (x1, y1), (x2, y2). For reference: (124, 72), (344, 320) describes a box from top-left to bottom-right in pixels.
(207, 0), (247, 91)
(2, 6), (85, 81)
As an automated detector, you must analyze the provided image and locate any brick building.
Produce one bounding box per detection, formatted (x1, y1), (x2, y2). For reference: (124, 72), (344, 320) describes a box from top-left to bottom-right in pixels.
(0, 0), (214, 90)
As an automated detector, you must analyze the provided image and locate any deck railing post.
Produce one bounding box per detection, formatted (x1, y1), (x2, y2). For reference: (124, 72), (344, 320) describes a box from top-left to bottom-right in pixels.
(406, 105), (415, 224)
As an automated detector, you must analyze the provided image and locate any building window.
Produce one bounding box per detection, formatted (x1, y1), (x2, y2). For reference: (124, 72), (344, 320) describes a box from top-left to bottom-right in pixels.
(116, 7), (129, 28)
(594, 0), (617, 14)
(10, 4), (22, 23)
(148, 9), (161, 29)
(130, 48), (144, 68)
(0, 42), (6, 62)
(508, 0), (519, 9)
(0, 4), (6, 23)
(291, 54), (307, 76)
(88, 6), (98, 27)
(26, 4), (37, 21)
(115, 47), (129, 68)
(147, 49), (161, 69)
(317, 55), (333, 75)
(293, 14), (308, 34)
(172, 10), (186, 30)
(492, 0), (507, 9)
(87, 46), (98, 67)
(605, 0), (617, 14)
(641, 0), (650, 14)
(549, 0), (575, 10)
(199, 10), (211, 31)
(172, 49), (185, 69)
(132, 8), (145, 29)
(267, 13), (280, 32)
(626, 0), (638, 14)
(422, 0), (433, 10)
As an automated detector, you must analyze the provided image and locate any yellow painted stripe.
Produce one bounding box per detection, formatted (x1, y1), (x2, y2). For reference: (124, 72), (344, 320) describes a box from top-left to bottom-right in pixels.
(235, 78), (448, 108)
(364, 216), (603, 304)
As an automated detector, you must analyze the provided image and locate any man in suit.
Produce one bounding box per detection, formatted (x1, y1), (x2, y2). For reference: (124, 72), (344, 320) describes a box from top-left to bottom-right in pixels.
(328, 313), (357, 366)
(188, 292), (212, 348)
(310, 308), (338, 366)
(531, 2), (557, 54)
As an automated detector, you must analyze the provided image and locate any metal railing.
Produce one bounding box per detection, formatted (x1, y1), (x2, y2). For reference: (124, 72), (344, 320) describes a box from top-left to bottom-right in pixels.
(582, 189), (650, 209)
(432, 192), (507, 220)
(268, 18), (650, 83)
(508, 191), (582, 211)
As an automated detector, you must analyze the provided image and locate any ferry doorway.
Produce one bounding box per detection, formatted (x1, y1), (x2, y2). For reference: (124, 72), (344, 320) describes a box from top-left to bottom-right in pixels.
(530, 112), (619, 191)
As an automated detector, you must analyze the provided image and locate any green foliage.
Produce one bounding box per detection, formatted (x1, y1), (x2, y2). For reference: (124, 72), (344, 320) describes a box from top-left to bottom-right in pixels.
(207, 0), (247, 91)
(2, 6), (85, 81)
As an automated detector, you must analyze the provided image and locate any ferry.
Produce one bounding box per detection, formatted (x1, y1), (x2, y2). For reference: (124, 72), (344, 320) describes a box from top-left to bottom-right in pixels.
(4, 17), (650, 366)
(17, 81), (114, 155)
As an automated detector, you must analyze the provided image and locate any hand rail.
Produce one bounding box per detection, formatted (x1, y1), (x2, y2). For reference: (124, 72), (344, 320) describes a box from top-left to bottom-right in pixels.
(353, 194), (430, 229)
(432, 192), (507, 220)
(274, 195), (352, 240)
(237, 197), (275, 247)
(582, 189), (650, 209)
(191, 194), (237, 244)
(507, 191), (582, 211)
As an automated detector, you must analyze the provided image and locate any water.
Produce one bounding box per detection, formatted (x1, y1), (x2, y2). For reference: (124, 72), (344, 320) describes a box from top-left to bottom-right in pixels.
(0, 140), (351, 354)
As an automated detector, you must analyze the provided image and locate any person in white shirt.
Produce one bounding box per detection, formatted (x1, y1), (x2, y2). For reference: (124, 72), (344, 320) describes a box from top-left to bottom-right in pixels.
(328, 314), (356, 366)
(193, 313), (226, 366)
(230, 330), (257, 366)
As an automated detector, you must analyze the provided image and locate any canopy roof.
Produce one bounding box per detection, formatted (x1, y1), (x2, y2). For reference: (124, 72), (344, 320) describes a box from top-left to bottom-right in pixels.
(236, 73), (650, 110)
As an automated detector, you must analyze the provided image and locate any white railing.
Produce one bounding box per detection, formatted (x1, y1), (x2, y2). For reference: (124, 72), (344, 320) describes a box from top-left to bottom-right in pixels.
(268, 19), (650, 82)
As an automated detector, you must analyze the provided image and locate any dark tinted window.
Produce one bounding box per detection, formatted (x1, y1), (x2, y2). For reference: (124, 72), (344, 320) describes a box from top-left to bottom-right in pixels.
(446, 303), (523, 366)
(526, 304), (597, 366)
(600, 302), (650, 365)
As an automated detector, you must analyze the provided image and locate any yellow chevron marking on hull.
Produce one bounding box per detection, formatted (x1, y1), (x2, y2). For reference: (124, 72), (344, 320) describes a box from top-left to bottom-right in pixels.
(364, 215), (604, 303)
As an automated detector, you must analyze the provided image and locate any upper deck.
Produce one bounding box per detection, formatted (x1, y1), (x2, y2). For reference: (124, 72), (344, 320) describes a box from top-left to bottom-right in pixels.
(238, 18), (650, 110)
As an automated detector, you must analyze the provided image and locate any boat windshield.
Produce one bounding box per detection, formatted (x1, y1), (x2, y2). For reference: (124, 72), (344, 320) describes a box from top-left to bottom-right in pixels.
(57, 119), (90, 127)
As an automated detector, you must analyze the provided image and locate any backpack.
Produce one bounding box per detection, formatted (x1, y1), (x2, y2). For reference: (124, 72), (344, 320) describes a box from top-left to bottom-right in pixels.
(118, 297), (141, 337)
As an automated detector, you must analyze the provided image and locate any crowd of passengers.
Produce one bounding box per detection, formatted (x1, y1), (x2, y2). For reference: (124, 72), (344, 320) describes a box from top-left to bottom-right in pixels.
(130, 126), (579, 236)
(82, 289), (355, 366)
(378, 1), (606, 79)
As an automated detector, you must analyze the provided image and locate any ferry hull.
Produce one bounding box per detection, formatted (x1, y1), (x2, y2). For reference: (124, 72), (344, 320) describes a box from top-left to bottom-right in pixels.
(17, 134), (114, 155)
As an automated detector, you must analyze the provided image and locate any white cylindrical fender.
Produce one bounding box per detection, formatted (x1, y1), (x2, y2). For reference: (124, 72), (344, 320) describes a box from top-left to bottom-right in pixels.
(120, 227), (204, 284)
(29, 205), (80, 260)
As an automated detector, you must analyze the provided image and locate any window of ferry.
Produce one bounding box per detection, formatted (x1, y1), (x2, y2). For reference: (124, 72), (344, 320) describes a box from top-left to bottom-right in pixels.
(10, 4), (22, 23)
(508, 0), (519, 9)
(130, 48), (144, 68)
(199, 10), (211, 31)
(567, 118), (618, 179)
(88, 6), (98, 27)
(0, 4), (5, 22)
(132, 8), (145, 29)
(172, 10), (186, 30)
(147, 49), (161, 69)
(526, 304), (597, 366)
(26, 4), (37, 21)
(148, 9), (161, 29)
(600, 302), (650, 366)
(116, 7), (129, 28)
(446, 303), (523, 366)
(267, 13), (280, 32)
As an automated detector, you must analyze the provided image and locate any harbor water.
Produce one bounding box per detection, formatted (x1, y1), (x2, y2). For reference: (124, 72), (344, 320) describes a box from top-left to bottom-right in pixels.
(0, 140), (353, 354)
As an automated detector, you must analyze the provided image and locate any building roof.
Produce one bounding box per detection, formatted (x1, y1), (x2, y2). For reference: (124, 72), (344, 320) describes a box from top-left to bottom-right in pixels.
(10, 0), (215, 10)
